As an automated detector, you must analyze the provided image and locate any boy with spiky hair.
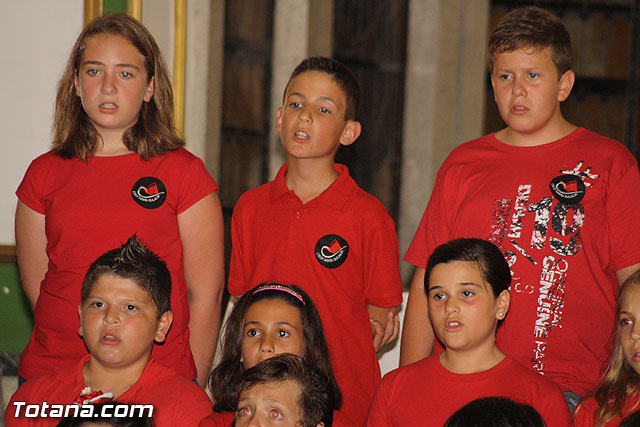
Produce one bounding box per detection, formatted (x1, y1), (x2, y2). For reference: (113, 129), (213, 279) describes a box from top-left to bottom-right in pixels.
(8, 235), (212, 426)
(401, 6), (640, 410)
(228, 56), (403, 424)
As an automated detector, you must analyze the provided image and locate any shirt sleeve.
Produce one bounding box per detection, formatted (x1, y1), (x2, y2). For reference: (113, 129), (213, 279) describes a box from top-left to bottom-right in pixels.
(605, 152), (640, 272)
(366, 375), (393, 427)
(363, 212), (403, 307)
(15, 154), (51, 215)
(227, 196), (247, 296)
(404, 163), (457, 269)
(175, 153), (219, 214)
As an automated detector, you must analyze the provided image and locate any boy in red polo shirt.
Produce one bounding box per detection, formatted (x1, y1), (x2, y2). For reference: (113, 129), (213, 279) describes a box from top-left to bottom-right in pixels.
(228, 56), (403, 425)
(8, 236), (212, 427)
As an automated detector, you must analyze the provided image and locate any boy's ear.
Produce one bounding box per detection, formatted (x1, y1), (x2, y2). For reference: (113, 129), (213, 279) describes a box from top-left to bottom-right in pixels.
(144, 76), (155, 103)
(495, 290), (511, 321)
(557, 70), (575, 102)
(339, 121), (361, 147)
(154, 310), (174, 343)
(275, 107), (283, 132)
(77, 304), (84, 337)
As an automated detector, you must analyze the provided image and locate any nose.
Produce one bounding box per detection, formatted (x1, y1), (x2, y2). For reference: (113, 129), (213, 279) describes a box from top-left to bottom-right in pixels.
(101, 72), (117, 95)
(297, 105), (312, 123)
(259, 335), (274, 354)
(444, 298), (459, 315)
(103, 305), (120, 325)
(632, 324), (640, 342)
(512, 76), (526, 97)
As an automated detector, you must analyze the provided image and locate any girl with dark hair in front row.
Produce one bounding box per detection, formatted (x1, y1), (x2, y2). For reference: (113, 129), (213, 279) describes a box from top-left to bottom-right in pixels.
(199, 283), (353, 426)
(366, 238), (570, 426)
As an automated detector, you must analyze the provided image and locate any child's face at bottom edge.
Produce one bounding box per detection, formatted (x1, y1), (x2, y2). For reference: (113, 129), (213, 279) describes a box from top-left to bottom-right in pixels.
(619, 284), (640, 375)
(78, 274), (172, 369)
(235, 380), (308, 427)
(276, 71), (359, 162)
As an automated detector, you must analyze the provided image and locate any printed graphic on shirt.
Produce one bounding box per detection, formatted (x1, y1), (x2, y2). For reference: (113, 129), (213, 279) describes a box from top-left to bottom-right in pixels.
(315, 234), (349, 269)
(489, 161), (600, 374)
(549, 175), (586, 204)
(131, 177), (167, 209)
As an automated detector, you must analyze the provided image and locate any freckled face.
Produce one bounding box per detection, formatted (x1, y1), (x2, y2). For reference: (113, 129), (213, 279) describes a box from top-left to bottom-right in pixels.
(428, 261), (506, 353)
(74, 34), (154, 141)
(241, 299), (304, 369)
(619, 284), (640, 375)
(275, 71), (353, 161)
(235, 380), (303, 427)
(78, 275), (171, 370)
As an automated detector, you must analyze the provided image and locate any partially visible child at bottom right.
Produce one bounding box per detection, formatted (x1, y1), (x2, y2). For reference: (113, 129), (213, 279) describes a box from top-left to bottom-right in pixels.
(366, 238), (570, 426)
(572, 269), (640, 426)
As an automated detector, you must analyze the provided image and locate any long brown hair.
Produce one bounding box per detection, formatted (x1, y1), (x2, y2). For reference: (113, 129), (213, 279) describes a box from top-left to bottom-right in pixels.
(52, 14), (183, 161)
(578, 270), (640, 425)
(208, 283), (342, 413)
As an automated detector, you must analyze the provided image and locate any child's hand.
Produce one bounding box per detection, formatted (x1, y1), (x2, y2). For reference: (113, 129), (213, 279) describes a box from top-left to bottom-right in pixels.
(371, 311), (400, 353)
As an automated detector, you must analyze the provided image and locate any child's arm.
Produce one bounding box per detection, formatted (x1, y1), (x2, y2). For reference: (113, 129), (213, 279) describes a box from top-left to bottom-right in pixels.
(399, 268), (434, 366)
(15, 201), (48, 310)
(368, 304), (400, 352)
(178, 192), (225, 385)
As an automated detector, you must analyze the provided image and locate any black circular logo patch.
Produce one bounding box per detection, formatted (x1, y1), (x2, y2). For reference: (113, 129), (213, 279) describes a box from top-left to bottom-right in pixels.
(131, 177), (167, 209)
(549, 174), (585, 204)
(314, 234), (349, 269)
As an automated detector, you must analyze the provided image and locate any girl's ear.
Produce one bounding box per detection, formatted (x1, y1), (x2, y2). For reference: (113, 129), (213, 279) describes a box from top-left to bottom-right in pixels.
(495, 289), (511, 320)
(154, 310), (174, 343)
(144, 76), (155, 102)
(74, 71), (81, 97)
(339, 121), (361, 147)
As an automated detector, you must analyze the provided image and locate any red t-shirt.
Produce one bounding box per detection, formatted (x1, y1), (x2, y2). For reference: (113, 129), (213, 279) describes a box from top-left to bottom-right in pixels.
(7, 355), (213, 427)
(228, 163), (403, 425)
(16, 149), (218, 380)
(572, 392), (640, 426)
(366, 354), (571, 427)
(405, 128), (640, 395)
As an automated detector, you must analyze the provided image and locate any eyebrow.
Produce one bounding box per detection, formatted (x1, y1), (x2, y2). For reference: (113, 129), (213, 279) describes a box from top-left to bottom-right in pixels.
(287, 92), (338, 105)
(243, 320), (298, 328)
(81, 60), (141, 70)
(428, 282), (483, 292)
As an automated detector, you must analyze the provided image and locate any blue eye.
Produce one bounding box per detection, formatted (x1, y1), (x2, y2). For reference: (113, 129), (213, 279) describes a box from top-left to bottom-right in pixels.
(528, 72), (538, 78)
(87, 69), (99, 76)
(289, 102), (301, 108)
(121, 71), (132, 78)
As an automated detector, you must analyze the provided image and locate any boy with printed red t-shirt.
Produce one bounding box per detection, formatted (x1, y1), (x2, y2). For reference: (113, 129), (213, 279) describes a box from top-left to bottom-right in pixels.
(7, 236), (212, 427)
(400, 6), (640, 407)
(228, 57), (403, 425)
